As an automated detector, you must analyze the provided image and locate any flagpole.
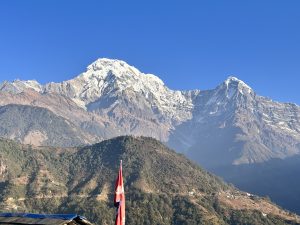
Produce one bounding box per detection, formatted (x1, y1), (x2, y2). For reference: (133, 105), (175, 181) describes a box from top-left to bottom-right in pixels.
(114, 159), (125, 225)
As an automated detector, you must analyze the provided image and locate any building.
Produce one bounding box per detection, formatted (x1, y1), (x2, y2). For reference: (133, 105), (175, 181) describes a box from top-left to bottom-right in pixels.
(0, 213), (93, 225)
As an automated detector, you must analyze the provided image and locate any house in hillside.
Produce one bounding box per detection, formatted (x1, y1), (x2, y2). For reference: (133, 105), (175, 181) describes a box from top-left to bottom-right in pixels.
(0, 213), (93, 225)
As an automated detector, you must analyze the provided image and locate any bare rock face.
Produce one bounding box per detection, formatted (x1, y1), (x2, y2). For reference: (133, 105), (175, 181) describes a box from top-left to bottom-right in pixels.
(0, 104), (89, 147)
(0, 59), (300, 167)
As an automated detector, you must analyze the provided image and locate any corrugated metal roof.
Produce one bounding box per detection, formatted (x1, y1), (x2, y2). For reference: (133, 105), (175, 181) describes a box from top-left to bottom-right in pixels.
(0, 213), (93, 225)
(0, 214), (79, 220)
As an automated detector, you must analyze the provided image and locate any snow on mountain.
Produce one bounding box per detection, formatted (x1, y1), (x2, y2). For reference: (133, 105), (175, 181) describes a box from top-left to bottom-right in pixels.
(0, 58), (195, 122)
(46, 58), (168, 103)
(2, 59), (300, 217)
(224, 76), (252, 92)
(0, 58), (300, 167)
(0, 79), (42, 94)
(43, 58), (194, 121)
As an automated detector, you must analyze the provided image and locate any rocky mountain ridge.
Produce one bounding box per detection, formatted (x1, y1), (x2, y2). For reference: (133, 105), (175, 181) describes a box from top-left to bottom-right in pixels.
(0, 58), (195, 121)
(0, 58), (300, 166)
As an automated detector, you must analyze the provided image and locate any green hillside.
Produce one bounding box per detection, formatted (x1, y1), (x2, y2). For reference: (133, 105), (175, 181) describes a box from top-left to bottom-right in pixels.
(0, 136), (299, 225)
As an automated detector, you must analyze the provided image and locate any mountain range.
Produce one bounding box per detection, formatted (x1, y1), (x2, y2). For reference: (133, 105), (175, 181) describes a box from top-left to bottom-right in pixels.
(1, 58), (300, 213)
(0, 136), (299, 225)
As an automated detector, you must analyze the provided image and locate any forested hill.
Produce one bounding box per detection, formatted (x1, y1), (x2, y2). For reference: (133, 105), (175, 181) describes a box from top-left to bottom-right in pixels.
(0, 136), (299, 225)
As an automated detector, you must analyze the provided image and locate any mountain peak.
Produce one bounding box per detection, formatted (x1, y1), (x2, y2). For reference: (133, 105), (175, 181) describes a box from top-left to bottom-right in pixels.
(208, 76), (254, 102)
(87, 58), (124, 68)
(0, 79), (42, 94)
(80, 57), (165, 88)
(40, 58), (169, 108)
(217, 76), (253, 97)
(224, 76), (252, 91)
(85, 58), (165, 86)
(225, 76), (242, 83)
(86, 58), (141, 77)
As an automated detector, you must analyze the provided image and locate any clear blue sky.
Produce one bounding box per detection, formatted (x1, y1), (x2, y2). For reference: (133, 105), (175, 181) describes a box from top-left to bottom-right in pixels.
(1, 1), (300, 103)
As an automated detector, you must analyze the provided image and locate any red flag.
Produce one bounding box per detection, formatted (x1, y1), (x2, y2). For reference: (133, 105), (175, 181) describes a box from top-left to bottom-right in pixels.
(114, 160), (125, 225)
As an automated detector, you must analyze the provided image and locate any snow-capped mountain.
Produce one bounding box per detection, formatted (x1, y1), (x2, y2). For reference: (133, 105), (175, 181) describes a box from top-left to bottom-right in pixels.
(1, 59), (195, 121)
(171, 76), (300, 167)
(0, 58), (300, 167)
(2, 58), (300, 215)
